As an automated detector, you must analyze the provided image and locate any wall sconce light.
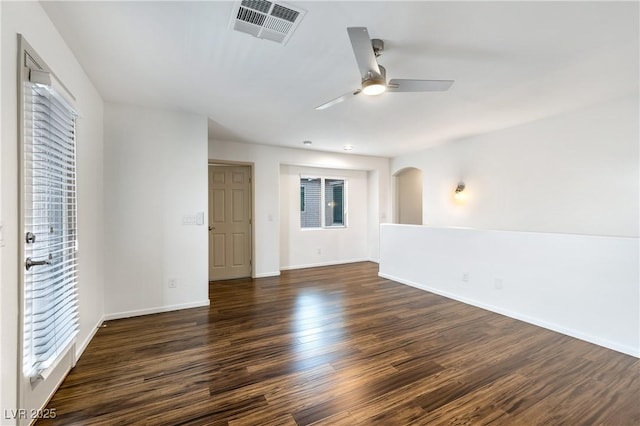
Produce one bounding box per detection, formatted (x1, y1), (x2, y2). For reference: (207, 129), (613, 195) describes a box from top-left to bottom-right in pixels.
(454, 182), (466, 201)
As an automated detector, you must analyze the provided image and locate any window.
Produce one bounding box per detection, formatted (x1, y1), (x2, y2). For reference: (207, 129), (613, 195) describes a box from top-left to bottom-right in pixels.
(20, 37), (79, 382)
(300, 177), (346, 228)
(325, 179), (344, 226)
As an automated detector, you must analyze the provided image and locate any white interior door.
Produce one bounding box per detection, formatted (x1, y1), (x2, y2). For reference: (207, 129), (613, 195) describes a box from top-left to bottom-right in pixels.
(208, 165), (252, 280)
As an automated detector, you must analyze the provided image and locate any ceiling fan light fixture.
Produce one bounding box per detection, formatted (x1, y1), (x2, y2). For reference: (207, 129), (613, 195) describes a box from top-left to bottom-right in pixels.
(315, 27), (453, 109)
(361, 78), (386, 96)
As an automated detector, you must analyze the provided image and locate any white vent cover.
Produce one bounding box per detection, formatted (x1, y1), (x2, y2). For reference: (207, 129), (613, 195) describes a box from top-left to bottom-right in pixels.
(231, 0), (306, 44)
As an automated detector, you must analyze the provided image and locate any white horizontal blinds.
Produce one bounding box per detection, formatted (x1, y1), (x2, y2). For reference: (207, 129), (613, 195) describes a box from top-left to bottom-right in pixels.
(23, 72), (79, 380)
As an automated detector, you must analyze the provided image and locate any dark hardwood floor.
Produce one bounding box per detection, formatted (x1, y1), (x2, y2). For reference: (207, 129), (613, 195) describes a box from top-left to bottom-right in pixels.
(40, 262), (639, 425)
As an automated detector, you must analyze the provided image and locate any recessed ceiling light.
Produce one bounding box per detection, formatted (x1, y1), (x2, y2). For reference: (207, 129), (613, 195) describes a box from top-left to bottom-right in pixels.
(303, 140), (312, 146)
(343, 145), (353, 151)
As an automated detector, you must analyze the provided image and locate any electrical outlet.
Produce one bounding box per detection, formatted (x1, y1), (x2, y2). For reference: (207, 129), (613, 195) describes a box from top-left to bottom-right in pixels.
(494, 278), (503, 290)
(168, 279), (177, 288)
(317, 248), (322, 255)
(462, 272), (470, 283)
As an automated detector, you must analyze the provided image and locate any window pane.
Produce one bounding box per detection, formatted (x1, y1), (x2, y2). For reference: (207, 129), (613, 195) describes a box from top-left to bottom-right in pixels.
(23, 80), (79, 379)
(325, 179), (344, 227)
(300, 178), (321, 228)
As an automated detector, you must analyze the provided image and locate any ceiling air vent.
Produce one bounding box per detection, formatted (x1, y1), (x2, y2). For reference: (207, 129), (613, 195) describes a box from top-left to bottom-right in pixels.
(231, 0), (306, 45)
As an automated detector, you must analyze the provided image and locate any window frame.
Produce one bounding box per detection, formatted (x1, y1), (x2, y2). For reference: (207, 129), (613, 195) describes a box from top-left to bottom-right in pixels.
(18, 34), (80, 386)
(299, 175), (348, 230)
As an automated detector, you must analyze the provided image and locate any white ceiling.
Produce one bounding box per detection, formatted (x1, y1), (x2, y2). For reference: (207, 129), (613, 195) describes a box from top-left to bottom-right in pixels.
(42, 1), (639, 158)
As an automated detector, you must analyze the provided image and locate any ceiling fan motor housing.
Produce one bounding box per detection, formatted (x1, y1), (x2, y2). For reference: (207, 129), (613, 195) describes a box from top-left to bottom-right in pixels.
(363, 65), (386, 84)
(371, 38), (384, 56)
(377, 65), (386, 80)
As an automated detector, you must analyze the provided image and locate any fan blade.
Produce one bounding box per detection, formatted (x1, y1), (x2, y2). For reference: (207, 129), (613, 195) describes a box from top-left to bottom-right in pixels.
(315, 90), (361, 110)
(347, 27), (381, 79)
(387, 79), (454, 92)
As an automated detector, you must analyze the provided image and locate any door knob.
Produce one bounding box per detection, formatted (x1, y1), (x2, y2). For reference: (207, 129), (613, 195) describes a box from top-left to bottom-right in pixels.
(208, 226), (215, 231)
(25, 254), (52, 271)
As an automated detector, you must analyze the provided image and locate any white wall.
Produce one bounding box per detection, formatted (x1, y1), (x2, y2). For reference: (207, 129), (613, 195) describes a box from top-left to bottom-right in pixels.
(209, 139), (390, 276)
(0, 2), (5, 421)
(392, 96), (639, 238)
(280, 165), (369, 269)
(380, 224), (639, 357)
(366, 170), (381, 261)
(383, 96), (640, 357)
(0, 1), (4, 420)
(1, 2), (105, 423)
(103, 104), (209, 318)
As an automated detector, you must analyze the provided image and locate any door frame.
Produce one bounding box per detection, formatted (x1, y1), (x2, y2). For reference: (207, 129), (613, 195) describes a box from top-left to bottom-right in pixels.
(208, 160), (255, 279)
(17, 34), (80, 424)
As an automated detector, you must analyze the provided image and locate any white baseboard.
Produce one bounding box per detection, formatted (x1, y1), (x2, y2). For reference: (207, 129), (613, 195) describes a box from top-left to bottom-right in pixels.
(28, 362), (73, 426)
(103, 299), (210, 321)
(280, 258), (370, 271)
(75, 315), (105, 362)
(254, 271), (281, 278)
(379, 272), (640, 358)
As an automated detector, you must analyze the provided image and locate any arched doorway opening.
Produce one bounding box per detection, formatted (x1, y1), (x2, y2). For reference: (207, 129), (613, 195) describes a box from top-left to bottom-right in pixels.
(394, 167), (423, 225)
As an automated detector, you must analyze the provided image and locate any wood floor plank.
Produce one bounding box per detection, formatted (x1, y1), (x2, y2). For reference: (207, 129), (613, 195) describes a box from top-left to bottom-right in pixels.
(38, 262), (640, 425)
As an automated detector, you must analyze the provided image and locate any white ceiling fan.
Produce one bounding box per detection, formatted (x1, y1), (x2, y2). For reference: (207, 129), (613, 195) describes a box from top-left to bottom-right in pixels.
(316, 27), (454, 110)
